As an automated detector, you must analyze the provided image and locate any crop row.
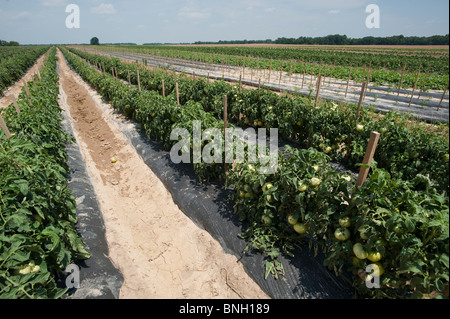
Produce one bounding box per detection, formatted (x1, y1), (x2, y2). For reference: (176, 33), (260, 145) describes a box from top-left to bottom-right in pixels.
(63, 47), (449, 299)
(68, 47), (449, 194)
(143, 45), (450, 75)
(0, 47), (90, 299)
(99, 45), (450, 91)
(0, 46), (50, 97)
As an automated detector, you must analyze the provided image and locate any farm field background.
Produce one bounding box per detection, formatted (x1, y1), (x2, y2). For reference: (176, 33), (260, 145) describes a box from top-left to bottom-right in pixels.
(1, 39), (449, 301)
(1, 0), (449, 303)
(78, 43), (450, 123)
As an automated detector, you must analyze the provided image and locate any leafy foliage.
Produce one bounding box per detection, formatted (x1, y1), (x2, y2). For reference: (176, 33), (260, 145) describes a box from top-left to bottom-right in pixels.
(62, 46), (449, 299)
(0, 48), (90, 299)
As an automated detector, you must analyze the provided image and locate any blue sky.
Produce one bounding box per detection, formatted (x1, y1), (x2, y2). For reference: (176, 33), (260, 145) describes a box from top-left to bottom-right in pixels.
(0, 0), (448, 44)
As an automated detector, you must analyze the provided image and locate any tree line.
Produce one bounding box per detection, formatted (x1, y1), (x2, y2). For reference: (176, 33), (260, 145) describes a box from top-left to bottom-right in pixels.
(194, 34), (449, 46)
(0, 40), (20, 46)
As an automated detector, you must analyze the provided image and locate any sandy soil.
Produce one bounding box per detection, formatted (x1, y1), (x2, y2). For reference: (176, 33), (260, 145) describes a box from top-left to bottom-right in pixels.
(0, 53), (48, 110)
(56, 48), (269, 300)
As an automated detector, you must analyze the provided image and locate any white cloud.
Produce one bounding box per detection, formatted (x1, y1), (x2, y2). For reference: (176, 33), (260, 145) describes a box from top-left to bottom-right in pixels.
(328, 10), (340, 14)
(40, 0), (67, 7)
(178, 2), (211, 20)
(11, 11), (32, 20)
(265, 8), (276, 13)
(91, 3), (116, 15)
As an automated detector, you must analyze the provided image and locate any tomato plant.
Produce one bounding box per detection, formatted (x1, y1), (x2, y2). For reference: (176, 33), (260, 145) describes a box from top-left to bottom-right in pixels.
(1, 48), (90, 299)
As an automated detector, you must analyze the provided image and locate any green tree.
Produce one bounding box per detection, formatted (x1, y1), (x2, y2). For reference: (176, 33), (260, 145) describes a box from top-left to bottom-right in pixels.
(90, 37), (100, 45)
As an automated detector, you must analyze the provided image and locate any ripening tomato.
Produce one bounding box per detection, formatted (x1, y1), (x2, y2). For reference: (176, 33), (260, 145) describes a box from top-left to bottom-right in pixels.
(334, 228), (351, 241)
(353, 243), (368, 260)
(310, 178), (321, 187)
(367, 251), (382, 262)
(288, 214), (299, 225)
(262, 183), (274, 193)
(294, 223), (308, 234)
(339, 217), (351, 228)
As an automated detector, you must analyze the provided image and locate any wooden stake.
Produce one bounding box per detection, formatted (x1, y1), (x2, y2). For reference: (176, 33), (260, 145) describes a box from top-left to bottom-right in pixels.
(239, 74), (242, 93)
(224, 95), (229, 180)
(356, 82), (367, 121)
(315, 75), (322, 107)
(301, 64), (306, 90)
(268, 59), (272, 82)
(437, 80), (449, 111)
(10, 95), (20, 114)
(397, 64), (407, 96)
(363, 68), (372, 100)
(22, 81), (32, 105)
(137, 69), (141, 92)
(418, 67), (431, 99)
(409, 64), (422, 107)
(362, 64), (367, 84)
(176, 82), (180, 105)
(279, 61), (283, 85)
(356, 131), (381, 187)
(0, 114), (12, 139)
(162, 79), (165, 97)
(345, 66), (352, 98)
(127, 70), (131, 86)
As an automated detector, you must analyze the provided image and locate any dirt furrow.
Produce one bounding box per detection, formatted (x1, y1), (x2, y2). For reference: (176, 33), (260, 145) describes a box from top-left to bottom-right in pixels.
(56, 48), (269, 299)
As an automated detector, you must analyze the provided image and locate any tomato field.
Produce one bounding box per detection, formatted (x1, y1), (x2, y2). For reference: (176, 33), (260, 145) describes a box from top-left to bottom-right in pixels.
(0, 43), (449, 300)
(62, 46), (448, 299)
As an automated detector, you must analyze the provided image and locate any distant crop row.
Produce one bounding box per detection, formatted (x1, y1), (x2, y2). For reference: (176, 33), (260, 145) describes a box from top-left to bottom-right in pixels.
(97, 45), (450, 91)
(148, 45), (450, 75)
(0, 46), (49, 96)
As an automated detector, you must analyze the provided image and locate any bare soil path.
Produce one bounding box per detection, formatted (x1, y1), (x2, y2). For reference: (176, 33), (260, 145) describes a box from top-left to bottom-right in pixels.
(56, 48), (269, 299)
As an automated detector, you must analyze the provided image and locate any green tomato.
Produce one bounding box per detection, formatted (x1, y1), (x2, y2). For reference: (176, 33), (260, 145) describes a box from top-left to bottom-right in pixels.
(334, 228), (351, 241)
(287, 214), (299, 225)
(262, 182), (274, 193)
(356, 124), (365, 132)
(342, 175), (352, 182)
(371, 262), (385, 276)
(294, 223), (308, 234)
(339, 217), (351, 228)
(358, 226), (369, 240)
(353, 243), (368, 260)
(367, 251), (382, 263)
(310, 178), (321, 187)
(298, 184), (308, 192)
